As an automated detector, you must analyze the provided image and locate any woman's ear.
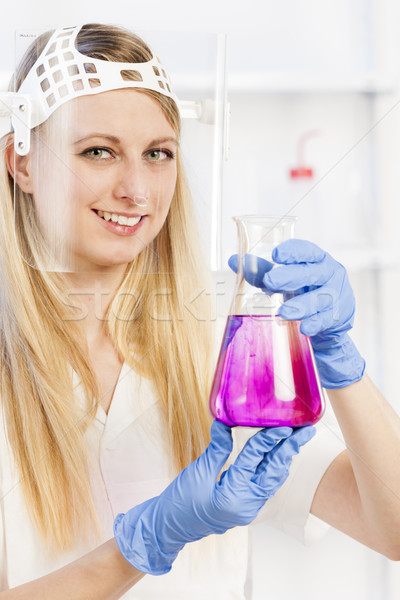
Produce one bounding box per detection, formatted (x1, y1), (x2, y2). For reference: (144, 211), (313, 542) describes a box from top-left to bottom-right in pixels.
(5, 135), (34, 194)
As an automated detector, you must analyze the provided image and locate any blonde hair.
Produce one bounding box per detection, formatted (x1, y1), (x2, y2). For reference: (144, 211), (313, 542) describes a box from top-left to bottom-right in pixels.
(1, 24), (213, 553)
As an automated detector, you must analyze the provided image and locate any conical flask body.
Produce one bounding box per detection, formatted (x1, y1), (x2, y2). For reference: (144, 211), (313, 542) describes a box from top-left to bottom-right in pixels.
(209, 215), (325, 427)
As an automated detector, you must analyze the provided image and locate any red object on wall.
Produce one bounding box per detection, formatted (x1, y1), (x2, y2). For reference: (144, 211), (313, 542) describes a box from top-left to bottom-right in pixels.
(289, 130), (319, 179)
(290, 166), (313, 178)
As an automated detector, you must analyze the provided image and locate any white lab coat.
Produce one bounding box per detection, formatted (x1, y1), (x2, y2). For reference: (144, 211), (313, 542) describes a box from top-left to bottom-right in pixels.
(0, 361), (344, 598)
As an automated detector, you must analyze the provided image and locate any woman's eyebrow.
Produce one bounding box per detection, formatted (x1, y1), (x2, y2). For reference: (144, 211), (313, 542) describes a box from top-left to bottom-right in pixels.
(147, 137), (179, 147)
(73, 134), (120, 145)
(72, 134), (178, 146)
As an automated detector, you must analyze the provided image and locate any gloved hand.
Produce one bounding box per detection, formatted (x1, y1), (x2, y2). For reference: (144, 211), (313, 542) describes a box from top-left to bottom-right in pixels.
(228, 240), (365, 388)
(114, 421), (315, 575)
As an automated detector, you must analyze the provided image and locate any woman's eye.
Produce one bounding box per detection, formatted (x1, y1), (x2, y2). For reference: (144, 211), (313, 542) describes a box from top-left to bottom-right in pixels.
(82, 147), (113, 160)
(146, 149), (174, 162)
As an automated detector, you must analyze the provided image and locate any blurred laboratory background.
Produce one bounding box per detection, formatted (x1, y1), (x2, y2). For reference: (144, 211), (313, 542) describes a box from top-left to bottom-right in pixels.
(1, 1), (400, 598)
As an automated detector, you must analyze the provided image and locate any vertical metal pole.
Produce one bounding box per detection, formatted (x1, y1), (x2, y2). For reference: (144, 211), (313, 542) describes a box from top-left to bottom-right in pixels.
(211, 33), (228, 271)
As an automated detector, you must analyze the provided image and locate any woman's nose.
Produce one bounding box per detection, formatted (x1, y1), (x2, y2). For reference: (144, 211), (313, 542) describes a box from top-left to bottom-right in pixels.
(113, 159), (150, 207)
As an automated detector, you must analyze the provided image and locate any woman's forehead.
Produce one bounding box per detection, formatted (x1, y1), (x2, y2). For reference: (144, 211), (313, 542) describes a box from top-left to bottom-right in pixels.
(60, 88), (176, 142)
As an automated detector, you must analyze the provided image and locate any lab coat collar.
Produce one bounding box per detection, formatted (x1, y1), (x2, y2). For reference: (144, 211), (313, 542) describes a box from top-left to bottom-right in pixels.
(73, 361), (159, 439)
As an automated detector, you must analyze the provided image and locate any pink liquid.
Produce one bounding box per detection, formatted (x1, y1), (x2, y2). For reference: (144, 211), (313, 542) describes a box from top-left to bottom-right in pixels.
(209, 315), (325, 427)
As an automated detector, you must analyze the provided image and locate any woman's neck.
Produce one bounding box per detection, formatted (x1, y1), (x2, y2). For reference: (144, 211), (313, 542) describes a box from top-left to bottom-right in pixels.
(62, 268), (126, 345)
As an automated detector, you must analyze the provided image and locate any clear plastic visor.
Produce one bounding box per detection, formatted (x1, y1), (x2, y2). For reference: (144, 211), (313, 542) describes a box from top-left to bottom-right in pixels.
(12, 86), (176, 273)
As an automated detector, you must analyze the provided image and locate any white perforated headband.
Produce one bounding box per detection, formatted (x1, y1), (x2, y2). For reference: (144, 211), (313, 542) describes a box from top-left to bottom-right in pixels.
(0, 24), (185, 155)
(19, 25), (178, 123)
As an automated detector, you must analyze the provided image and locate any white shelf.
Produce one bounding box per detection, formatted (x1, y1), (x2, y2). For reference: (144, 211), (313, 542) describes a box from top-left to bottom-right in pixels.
(226, 72), (399, 95)
(171, 71), (400, 95)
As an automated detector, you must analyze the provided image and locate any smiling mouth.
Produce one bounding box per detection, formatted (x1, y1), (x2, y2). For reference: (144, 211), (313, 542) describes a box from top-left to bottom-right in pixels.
(94, 210), (143, 227)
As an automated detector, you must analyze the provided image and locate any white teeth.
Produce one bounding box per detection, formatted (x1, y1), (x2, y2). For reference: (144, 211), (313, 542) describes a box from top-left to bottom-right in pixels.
(96, 210), (141, 227)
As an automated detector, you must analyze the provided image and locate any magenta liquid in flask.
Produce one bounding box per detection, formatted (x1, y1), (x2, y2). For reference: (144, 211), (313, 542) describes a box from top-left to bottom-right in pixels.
(209, 215), (325, 427)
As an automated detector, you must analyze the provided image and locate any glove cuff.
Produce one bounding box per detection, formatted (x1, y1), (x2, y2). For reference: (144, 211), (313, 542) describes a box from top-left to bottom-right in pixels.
(114, 499), (183, 576)
(312, 334), (365, 389)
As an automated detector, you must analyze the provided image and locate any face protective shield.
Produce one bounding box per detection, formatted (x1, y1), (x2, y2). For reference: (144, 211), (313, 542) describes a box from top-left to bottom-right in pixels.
(6, 25), (180, 273)
(1, 24), (228, 275)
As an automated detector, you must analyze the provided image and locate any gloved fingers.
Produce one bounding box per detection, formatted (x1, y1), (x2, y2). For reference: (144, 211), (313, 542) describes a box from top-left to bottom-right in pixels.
(299, 309), (340, 337)
(264, 259), (336, 293)
(213, 428), (314, 523)
(271, 239), (326, 264)
(284, 289), (355, 337)
(254, 426), (316, 489)
(256, 426), (316, 477)
(278, 286), (337, 321)
(228, 253), (274, 289)
(202, 421), (234, 477)
(232, 426), (293, 474)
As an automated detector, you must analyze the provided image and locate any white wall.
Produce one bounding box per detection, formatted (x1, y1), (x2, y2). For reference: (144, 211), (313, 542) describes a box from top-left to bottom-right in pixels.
(2, 1), (400, 598)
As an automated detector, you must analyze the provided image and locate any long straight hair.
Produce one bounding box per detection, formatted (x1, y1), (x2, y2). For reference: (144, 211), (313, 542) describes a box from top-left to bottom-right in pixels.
(0, 24), (213, 554)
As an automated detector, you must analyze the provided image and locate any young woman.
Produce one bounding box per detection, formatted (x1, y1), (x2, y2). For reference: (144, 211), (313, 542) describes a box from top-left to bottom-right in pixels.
(0, 23), (399, 600)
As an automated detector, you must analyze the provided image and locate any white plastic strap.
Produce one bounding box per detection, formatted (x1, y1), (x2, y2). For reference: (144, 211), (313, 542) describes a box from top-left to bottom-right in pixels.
(17, 25), (178, 130)
(0, 92), (32, 155)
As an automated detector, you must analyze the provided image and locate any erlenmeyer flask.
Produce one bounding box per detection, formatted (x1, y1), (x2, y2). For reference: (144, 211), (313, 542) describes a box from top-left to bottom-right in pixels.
(209, 215), (325, 427)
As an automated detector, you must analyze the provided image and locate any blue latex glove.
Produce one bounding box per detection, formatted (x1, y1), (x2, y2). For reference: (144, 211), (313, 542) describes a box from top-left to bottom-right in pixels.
(114, 421), (315, 575)
(229, 241), (365, 388)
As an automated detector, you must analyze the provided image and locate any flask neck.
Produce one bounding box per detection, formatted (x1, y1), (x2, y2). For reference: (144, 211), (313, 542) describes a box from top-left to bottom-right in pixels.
(231, 215), (297, 318)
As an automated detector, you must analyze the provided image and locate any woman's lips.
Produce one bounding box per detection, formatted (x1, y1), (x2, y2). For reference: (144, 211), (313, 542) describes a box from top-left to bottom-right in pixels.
(92, 209), (146, 236)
